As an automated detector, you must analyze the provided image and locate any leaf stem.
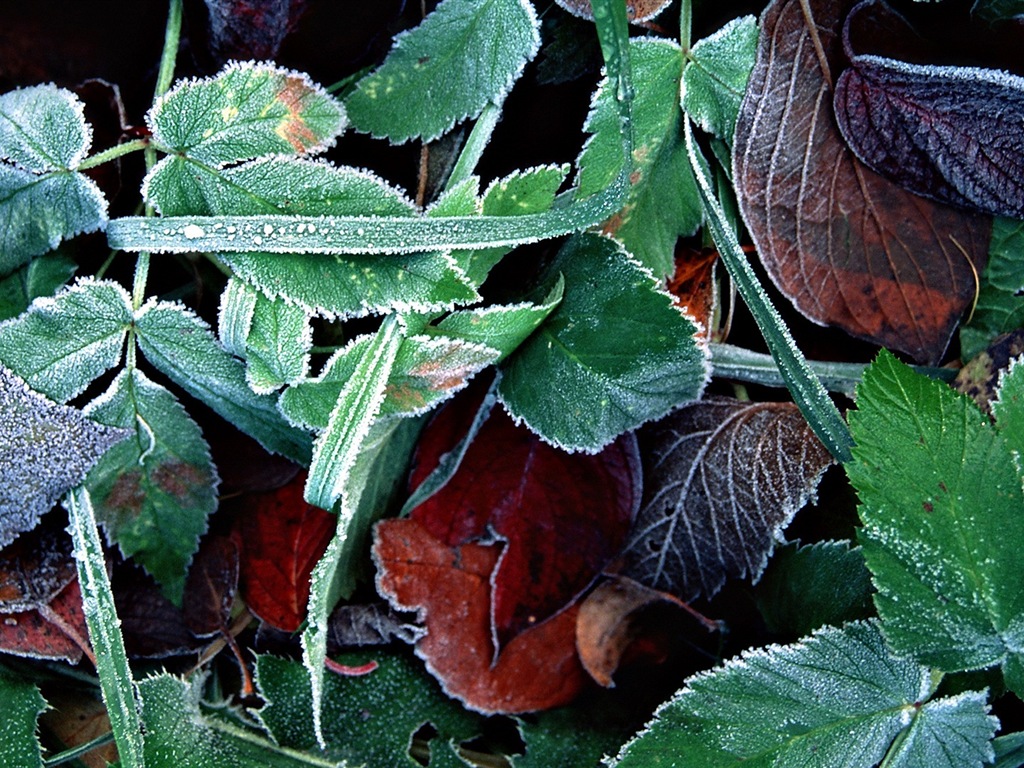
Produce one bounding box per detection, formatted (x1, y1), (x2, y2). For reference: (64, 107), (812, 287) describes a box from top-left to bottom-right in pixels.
(77, 139), (150, 170)
(154, 0), (183, 102)
(43, 732), (116, 768)
(680, 0), (692, 54)
(445, 101), (502, 192)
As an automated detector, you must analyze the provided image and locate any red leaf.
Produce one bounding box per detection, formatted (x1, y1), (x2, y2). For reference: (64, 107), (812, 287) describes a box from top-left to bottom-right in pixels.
(407, 392), (641, 652)
(0, 580), (89, 663)
(237, 471), (334, 632)
(373, 517), (588, 714)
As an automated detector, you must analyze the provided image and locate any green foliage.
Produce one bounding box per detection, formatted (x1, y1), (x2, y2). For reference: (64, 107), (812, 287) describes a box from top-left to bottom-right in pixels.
(611, 621), (997, 768)
(0, 665), (46, 768)
(84, 368), (218, 603)
(344, 0), (540, 144)
(0, 85), (108, 272)
(681, 16), (758, 145)
(848, 350), (1024, 693)
(499, 233), (709, 452)
(0, 252), (76, 321)
(960, 217), (1024, 360)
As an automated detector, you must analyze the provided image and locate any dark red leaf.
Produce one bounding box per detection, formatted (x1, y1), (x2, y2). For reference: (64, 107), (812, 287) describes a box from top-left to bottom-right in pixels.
(236, 471), (334, 632)
(0, 580), (89, 663)
(0, 525), (76, 613)
(184, 535), (239, 637)
(407, 390), (641, 652)
(113, 560), (200, 658)
(203, 0), (306, 62)
(373, 517), (588, 714)
(732, 0), (992, 364)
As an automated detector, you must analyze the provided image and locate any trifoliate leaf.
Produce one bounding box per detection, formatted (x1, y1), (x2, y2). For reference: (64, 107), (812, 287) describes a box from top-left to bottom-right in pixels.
(0, 252), (76, 321)
(578, 39), (701, 278)
(499, 233), (709, 453)
(847, 349), (1024, 687)
(961, 217), (1024, 361)
(134, 299), (311, 464)
(610, 621), (997, 768)
(0, 86), (108, 272)
(681, 16), (758, 145)
(139, 673), (343, 767)
(755, 540), (874, 637)
(144, 156), (478, 319)
(0, 278), (132, 402)
(0, 665), (45, 768)
(84, 369), (218, 604)
(0, 364), (129, 549)
(148, 62), (345, 166)
(623, 397), (834, 600)
(345, 0), (541, 144)
(255, 650), (482, 767)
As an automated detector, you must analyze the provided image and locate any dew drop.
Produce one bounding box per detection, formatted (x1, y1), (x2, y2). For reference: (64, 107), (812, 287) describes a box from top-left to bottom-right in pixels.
(264, 224), (274, 236)
(183, 224), (206, 240)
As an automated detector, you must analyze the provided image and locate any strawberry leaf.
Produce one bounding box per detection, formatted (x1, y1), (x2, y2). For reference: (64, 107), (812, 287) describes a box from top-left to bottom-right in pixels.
(0, 664), (46, 767)
(847, 350), (1024, 691)
(344, 0), (540, 144)
(84, 368), (218, 604)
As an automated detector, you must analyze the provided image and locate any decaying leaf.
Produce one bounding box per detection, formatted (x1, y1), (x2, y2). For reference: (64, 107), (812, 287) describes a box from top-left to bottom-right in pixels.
(666, 246), (719, 340)
(183, 535), (239, 638)
(623, 397), (834, 600)
(326, 602), (422, 651)
(0, 364), (129, 549)
(203, 0), (306, 62)
(112, 560), (200, 658)
(732, 0), (991, 364)
(555, 0), (671, 22)
(954, 327), (1024, 414)
(0, 579), (90, 664)
(39, 689), (118, 768)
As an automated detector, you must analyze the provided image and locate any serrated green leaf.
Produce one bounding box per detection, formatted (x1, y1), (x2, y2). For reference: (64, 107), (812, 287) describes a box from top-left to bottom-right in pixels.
(66, 487), (146, 768)
(84, 368), (217, 604)
(0, 86), (108, 272)
(499, 233), (708, 452)
(0, 252), (76, 321)
(1, 364), (129, 548)
(0, 278), (132, 402)
(345, 0), (540, 144)
(281, 333), (497, 428)
(255, 650), (481, 767)
(960, 217), (1024, 360)
(148, 63), (345, 166)
(610, 621), (997, 768)
(139, 673), (340, 768)
(134, 299), (311, 464)
(681, 16), (758, 145)
(433, 277), (562, 361)
(217, 277), (258, 357)
(513, 699), (636, 768)
(993, 356), (1024, 474)
(578, 39), (701, 278)
(245, 293), (310, 393)
(0, 665), (46, 768)
(755, 540), (874, 637)
(847, 350), (1024, 684)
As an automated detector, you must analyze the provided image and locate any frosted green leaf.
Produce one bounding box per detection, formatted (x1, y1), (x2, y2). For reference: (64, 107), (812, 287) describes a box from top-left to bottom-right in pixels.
(143, 156), (479, 319)
(84, 368), (218, 604)
(434, 277), (562, 361)
(345, 0), (541, 144)
(139, 673), (341, 768)
(455, 165), (569, 287)
(281, 333), (497, 428)
(847, 350), (1024, 684)
(513, 701), (635, 768)
(0, 665), (46, 768)
(755, 540), (874, 637)
(134, 299), (311, 464)
(0, 278), (132, 402)
(0, 365), (129, 549)
(578, 40), (702, 277)
(244, 292), (311, 393)
(961, 217), (1024, 360)
(148, 62), (345, 166)
(499, 233), (709, 453)
(0, 252), (76, 321)
(993, 356), (1024, 475)
(217, 277), (258, 357)
(994, 732), (1024, 768)
(681, 16), (758, 145)
(0, 86), (108, 272)
(65, 487), (146, 768)
(256, 651), (481, 767)
(610, 621), (997, 768)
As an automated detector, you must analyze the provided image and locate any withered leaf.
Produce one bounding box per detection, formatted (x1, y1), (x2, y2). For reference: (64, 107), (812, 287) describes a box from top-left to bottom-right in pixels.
(732, 0), (992, 364)
(326, 602), (422, 651)
(0, 525), (76, 613)
(623, 398), (834, 600)
(112, 560), (200, 658)
(554, 0), (671, 22)
(0, 364), (129, 549)
(184, 535), (239, 638)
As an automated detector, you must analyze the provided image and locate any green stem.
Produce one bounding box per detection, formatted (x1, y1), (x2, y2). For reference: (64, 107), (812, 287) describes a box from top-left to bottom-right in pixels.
(43, 732), (116, 768)
(680, 0), (692, 54)
(154, 0), (183, 101)
(445, 102), (502, 192)
(77, 139), (150, 170)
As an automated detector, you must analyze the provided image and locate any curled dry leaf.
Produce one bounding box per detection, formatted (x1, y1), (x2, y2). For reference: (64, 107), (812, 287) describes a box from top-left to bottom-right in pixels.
(666, 246), (719, 341)
(834, 0), (1024, 219)
(373, 517), (588, 714)
(555, 0), (671, 23)
(406, 390), (641, 652)
(236, 471), (334, 632)
(326, 602), (422, 651)
(732, 0), (991, 364)
(623, 397), (834, 600)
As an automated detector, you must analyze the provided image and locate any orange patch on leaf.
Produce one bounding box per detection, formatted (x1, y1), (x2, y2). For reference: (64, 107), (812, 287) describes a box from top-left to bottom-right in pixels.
(274, 76), (319, 153)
